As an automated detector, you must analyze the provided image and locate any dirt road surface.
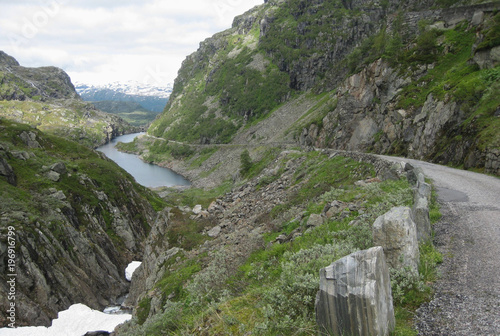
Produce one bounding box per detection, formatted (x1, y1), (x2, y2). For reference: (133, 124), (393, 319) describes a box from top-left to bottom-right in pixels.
(381, 157), (500, 335)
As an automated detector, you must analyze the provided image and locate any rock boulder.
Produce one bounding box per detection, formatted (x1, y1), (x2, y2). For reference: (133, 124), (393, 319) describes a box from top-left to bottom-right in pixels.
(315, 246), (395, 336)
(0, 156), (17, 185)
(412, 196), (432, 243)
(372, 207), (419, 272)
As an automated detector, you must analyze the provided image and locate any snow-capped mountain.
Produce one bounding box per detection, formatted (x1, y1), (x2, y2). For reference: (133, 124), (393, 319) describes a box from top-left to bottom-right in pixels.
(75, 81), (173, 99)
(75, 81), (172, 112)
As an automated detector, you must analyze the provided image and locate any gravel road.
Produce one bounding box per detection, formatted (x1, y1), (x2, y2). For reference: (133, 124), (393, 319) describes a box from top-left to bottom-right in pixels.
(381, 157), (500, 335)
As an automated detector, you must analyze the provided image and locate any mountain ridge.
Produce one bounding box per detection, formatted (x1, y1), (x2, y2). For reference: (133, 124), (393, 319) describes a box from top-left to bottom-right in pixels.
(0, 51), (137, 147)
(76, 82), (171, 113)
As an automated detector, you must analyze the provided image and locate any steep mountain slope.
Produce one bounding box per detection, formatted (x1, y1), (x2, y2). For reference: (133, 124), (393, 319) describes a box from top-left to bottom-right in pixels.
(0, 51), (78, 101)
(0, 51), (136, 147)
(0, 118), (164, 327)
(146, 0), (500, 176)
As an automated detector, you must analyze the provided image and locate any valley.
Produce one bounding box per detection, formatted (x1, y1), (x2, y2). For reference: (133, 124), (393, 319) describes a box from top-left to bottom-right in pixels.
(0, 0), (499, 335)
(75, 82), (172, 127)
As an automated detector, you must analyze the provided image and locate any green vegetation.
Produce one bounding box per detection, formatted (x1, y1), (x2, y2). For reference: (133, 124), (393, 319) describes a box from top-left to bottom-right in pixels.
(0, 100), (135, 147)
(150, 91), (240, 144)
(164, 208), (213, 251)
(0, 118), (165, 244)
(109, 110), (159, 127)
(240, 149), (253, 176)
(204, 48), (291, 123)
(90, 101), (161, 126)
(119, 151), (441, 335)
(160, 181), (233, 210)
(149, 39), (291, 144)
(287, 92), (338, 140)
(260, 0), (349, 75)
(140, 139), (195, 162)
(189, 147), (219, 168)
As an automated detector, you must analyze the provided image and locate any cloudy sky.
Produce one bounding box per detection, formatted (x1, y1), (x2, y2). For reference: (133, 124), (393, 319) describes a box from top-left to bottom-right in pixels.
(0, 0), (263, 86)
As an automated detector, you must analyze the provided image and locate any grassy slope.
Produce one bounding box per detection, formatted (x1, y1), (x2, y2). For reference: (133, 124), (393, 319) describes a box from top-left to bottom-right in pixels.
(90, 101), (160, 126)
(0, 99), (138, 148)
(117, 151), (442, 336)
(0, 118), (165, 243)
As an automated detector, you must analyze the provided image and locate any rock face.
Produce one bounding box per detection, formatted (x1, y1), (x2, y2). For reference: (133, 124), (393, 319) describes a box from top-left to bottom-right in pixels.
(123, 208), (177, 313)
(0, 51), (78, 101)
(298, 4), (500, 175)
(372, 207), (420, 272)
(0, 121), (157, 327)
(0, 155), (16, 185)
(315, 246), (395, 336)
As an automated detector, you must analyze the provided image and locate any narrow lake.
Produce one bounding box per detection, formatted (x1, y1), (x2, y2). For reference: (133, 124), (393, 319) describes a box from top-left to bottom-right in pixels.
(97, 133), (190, 188)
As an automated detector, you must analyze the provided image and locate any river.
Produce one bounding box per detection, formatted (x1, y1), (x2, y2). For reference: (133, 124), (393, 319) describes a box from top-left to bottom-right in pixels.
(96, 133), (190, 188)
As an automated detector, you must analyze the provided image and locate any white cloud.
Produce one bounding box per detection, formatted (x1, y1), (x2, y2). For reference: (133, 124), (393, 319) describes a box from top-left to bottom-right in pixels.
(0, 0), (263, 85)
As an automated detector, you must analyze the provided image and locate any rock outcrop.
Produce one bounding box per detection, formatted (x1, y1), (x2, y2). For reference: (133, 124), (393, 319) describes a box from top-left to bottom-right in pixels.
(298, 4), (500, 175)
(0, 51), (78, 101)
(0, 155), (16, 185)
(315, 246), (395, 336)
(372, 207), (420, 272)
(0, 120), (158, 327)
(0, 51), (137, 147)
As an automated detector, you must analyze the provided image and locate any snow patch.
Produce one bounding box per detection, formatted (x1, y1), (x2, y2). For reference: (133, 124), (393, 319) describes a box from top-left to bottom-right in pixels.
(125, 261), (142, 281)
(0, 304), (131, 336)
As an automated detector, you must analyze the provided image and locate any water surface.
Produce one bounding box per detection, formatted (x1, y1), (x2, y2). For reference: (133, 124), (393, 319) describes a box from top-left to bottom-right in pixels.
(97, 133), (190, 188)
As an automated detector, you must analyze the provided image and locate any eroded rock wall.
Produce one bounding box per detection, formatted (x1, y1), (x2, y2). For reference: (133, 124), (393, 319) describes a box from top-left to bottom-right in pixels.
(0, 123), (157, 327)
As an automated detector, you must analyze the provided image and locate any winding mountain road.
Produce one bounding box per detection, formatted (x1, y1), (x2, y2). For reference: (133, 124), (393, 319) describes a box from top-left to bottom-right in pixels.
(381, 156), (500, 335)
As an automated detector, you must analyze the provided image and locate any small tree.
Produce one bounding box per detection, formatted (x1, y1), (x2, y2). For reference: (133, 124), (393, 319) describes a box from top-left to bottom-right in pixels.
(240, 149), (252, 176)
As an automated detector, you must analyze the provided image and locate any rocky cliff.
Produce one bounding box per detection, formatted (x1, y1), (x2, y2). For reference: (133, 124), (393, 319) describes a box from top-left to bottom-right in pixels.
(0, 51), (137, 147)
(146, 0), (499, 175)
(299, 3), (500, 174)
(0, 119), (163, 326)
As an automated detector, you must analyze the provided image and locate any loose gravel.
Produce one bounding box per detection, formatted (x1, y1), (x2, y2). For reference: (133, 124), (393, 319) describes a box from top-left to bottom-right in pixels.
(381, 157), (500, 335)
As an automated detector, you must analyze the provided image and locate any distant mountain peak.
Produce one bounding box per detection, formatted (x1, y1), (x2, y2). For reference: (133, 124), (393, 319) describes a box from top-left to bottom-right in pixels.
(75, 81), (173, 99)
(0, 51), (20, 68)
(74, 81), (171, 113)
